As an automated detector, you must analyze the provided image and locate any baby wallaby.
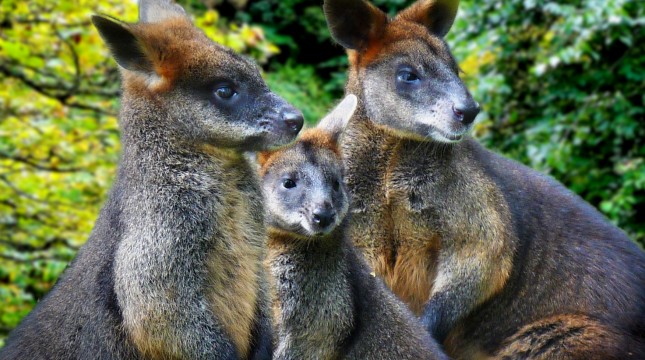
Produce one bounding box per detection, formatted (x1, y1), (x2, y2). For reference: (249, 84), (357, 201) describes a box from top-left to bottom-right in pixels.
(1, 1), (302, 359)
(258, 95), (448, 360)
(324, 0), (645, 358)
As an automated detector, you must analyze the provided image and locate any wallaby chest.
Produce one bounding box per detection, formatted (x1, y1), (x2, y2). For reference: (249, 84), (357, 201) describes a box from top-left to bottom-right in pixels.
(204, 153), (265, 359)
(343, 124), (444, 314)
(344, 124), (514, 319)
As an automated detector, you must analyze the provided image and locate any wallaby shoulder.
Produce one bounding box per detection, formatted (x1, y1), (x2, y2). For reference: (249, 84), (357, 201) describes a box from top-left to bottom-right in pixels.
(2, 0), (302, 357)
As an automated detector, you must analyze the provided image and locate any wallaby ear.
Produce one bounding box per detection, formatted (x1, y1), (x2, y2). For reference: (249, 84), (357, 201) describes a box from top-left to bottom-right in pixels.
(257, 151), (273, 167)
(323, 0), (388, 51)
(317, 94), (358, 142)
(397, 0), (459, 38)
(92, 15), (155, 75)
(139, 0), (187, 24)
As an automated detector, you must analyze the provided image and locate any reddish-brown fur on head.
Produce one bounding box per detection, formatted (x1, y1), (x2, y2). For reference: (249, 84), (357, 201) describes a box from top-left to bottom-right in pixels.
(125, 17), (200, 93)
(348, 19), (446, 70)
(259, 128), (341, 176)
(116, 17), (242, 96)
(325, 0), (478, 144)
(93, 6), (259, 97)
(259, 94), (358, 175)
(327, 0), (459, 69)
(93, 1), (302, 151)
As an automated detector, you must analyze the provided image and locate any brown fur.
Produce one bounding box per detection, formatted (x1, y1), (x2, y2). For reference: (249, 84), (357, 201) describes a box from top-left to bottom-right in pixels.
(1, 1), (302, 358)
(120, 17), (200, 94)
(259, 129), (340, 176)
(204, 153), (263, 359)
(379, 243), (438, 315)
(324, 0), (645, 358)
(259, 98), (449, 359)
(483, 315), (639, 360)
(345, 123), (514, 318)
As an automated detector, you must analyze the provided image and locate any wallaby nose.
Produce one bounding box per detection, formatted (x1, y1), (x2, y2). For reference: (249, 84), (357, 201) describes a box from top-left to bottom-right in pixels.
(452, 101), (480, 126)
(312, 207), (336, 229)
(281, 109), (304, 135)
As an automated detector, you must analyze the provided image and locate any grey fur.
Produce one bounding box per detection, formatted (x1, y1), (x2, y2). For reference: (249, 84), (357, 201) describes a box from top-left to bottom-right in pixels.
(260, 99), (448, 360)
(325, 0), (645, 358)
(1, 1), (303, 358)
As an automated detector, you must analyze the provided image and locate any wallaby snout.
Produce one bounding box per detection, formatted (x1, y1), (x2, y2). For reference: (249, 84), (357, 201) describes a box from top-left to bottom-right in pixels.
(279, 107), (305, 135)
(312, 202), (336, 231)
(452, 100), (480, 126)
(258, 93), (304, 149)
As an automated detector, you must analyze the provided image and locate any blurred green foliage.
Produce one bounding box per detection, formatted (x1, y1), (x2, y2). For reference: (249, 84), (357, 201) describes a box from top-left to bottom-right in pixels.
(0, 0), (642, 347)
(265, 62), (336, 124)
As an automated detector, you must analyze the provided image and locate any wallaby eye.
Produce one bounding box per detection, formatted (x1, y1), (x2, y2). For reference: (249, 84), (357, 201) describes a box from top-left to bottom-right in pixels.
(333, 179), (340, 191)
(283, 179), (296, 189)
(397, 70), (420, 84)
(215, 86), (237, 99)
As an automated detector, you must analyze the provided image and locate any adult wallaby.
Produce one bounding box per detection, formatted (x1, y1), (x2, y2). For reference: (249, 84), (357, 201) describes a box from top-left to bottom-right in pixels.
(259, 95), (448, 360)
(1, 0), (303, 359)
(324, 0), (645, 358)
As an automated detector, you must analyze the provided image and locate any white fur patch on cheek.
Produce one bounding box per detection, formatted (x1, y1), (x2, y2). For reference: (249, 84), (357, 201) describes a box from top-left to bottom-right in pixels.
(300, 219), (315, 235)
(416, 109), (444, 129)
(266, 195), (307, 231)
(145, 73), (167, 92)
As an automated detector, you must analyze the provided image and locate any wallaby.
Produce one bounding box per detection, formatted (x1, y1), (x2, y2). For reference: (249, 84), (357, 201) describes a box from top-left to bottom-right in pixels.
(324, 0), (645, 358)
(258, 95), (448, 360)
(1, 1), (303, 359)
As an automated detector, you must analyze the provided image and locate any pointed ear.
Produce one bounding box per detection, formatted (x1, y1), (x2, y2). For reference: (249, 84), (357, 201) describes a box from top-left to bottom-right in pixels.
(323, 0), (388, 50)
(317, 94), (358, 142)
(398, 0), (460, 38)
(257, 151), (273, 167)
(92, 15), (155, 76)
(139, 0), (187, 24)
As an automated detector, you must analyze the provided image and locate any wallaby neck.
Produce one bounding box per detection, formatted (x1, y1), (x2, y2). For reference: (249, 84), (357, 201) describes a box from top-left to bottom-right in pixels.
(345, 104), (460, 165)
(267, 223), (348, 256)
(268, 222), (355, 358)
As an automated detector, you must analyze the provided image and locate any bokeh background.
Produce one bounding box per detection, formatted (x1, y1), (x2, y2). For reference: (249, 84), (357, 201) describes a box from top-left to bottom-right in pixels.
(0, 0), (643, 345)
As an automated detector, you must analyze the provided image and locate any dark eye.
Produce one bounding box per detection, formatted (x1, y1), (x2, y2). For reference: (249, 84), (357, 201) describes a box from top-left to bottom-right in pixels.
(333, 180), (340, 191)
(215, 86), (237, 99)
(283, 179), (296, 189)
(397, 70), (420, 84)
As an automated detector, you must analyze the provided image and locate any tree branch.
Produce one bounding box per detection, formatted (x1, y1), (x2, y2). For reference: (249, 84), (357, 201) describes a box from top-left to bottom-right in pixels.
(0, 151), (83, 173)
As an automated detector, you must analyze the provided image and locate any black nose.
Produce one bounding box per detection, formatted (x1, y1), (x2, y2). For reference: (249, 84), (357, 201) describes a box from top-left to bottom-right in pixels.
(281, 109), (304, 135)
(452, 101), (480, 126)
(312, 208), (336, 229)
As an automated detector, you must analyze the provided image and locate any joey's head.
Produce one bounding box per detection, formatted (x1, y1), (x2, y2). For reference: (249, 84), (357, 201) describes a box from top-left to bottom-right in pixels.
(92, 0), (303, 151)
(259, 95), (357, 239)
(324, 0), (479, 143)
